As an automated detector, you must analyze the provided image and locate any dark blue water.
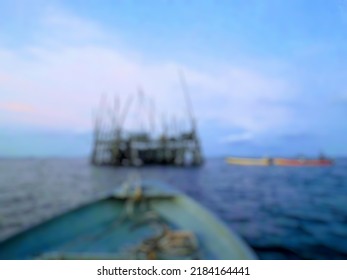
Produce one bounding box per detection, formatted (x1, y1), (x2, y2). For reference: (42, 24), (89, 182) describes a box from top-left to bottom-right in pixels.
(0, 158), (347, 259)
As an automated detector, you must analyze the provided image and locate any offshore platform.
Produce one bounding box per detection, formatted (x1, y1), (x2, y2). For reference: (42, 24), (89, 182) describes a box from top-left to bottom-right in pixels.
(90, 74), (203, 167)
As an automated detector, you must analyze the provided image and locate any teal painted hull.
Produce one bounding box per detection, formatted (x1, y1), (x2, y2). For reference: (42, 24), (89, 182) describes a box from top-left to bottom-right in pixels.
(0, 181), (256, 260)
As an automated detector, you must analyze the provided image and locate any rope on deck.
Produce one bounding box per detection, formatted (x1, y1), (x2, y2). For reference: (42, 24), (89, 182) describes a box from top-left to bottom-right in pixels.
(38, 174), (201, 260)
(134, 224), (200, 260)
(118, 174), (201, 259)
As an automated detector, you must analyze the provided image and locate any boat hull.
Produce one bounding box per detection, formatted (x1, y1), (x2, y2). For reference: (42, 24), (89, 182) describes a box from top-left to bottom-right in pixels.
(273, 158), (333, 166)
(0, 181), (255, 260)
(226, 157), (333, 167)
(226, 157), (271, 166)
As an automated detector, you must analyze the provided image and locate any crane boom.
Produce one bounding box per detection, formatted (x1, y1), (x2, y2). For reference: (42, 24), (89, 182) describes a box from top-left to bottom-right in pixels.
(178, 71), (195, 130)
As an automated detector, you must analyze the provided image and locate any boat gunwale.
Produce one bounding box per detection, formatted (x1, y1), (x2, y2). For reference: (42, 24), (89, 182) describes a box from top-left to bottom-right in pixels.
(0, 181), (256, 260)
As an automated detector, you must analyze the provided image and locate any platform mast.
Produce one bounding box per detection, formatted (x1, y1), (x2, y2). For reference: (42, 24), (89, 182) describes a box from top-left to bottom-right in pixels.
(179, 71), (203, 165)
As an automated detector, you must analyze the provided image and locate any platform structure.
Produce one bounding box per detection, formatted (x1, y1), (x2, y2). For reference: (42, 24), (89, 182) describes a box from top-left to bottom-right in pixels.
(91, 75), (203, 167)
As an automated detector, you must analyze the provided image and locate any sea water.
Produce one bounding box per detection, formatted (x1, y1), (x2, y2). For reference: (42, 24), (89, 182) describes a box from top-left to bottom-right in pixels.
(0, 157), (346, 259)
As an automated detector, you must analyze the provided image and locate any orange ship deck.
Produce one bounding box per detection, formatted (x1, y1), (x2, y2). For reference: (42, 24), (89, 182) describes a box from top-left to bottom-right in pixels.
(273, 158), (333, 166)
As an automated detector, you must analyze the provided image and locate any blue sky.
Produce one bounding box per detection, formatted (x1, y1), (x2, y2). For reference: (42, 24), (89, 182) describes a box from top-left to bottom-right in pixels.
(0, 0), (347, 157)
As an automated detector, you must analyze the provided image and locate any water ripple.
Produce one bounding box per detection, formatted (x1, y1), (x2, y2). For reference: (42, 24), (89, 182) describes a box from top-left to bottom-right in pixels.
(0, 157), (347, 259)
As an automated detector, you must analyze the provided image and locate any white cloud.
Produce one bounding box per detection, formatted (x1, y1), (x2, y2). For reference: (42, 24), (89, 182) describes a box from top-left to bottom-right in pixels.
(38, 7), (109, 46)
(220, 132), (254, 144)
(0, 6), (297, 136)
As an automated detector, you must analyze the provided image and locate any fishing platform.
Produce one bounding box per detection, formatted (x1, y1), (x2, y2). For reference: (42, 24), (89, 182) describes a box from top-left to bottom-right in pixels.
(91, 74), (203, 167)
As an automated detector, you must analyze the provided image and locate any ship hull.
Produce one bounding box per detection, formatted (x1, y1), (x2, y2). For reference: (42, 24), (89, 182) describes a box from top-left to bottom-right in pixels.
(273, 158), (333, 166)
(226, 157), (333, 167)
(226, 157), (271, 166)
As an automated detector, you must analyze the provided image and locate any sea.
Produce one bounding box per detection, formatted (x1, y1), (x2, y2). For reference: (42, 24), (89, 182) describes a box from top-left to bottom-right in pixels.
(0, 157), (347, 260)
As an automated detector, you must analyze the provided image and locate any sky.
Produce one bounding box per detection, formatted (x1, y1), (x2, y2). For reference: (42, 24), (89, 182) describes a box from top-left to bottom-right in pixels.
(0, 0), (347, 157)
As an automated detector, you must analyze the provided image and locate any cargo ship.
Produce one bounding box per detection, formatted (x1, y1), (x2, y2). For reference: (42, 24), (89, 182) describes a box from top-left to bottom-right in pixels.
(226, 156), (333, 167)
(226, 157), (272, 166)
(273, 158), (333, 166)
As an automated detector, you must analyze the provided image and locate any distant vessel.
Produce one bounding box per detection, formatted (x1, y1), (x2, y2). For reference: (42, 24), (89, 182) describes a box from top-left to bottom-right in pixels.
(273, 158), (333, 166)
(226, 156), (333, 167)
(226, 157), (271, 166)
(0, 180), (256, 260)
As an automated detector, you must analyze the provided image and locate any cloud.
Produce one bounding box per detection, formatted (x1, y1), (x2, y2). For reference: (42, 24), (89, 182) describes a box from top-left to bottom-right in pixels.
(220, 132), (254, 144)
(279, 131), (315, 141)
(37, 6), (109, 45)
(0, 102), (37, 114)
(0, 5), (297, 136)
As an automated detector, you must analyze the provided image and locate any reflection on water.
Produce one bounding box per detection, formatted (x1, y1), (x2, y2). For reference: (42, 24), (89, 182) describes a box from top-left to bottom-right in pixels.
(0, 158), (347, 259)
